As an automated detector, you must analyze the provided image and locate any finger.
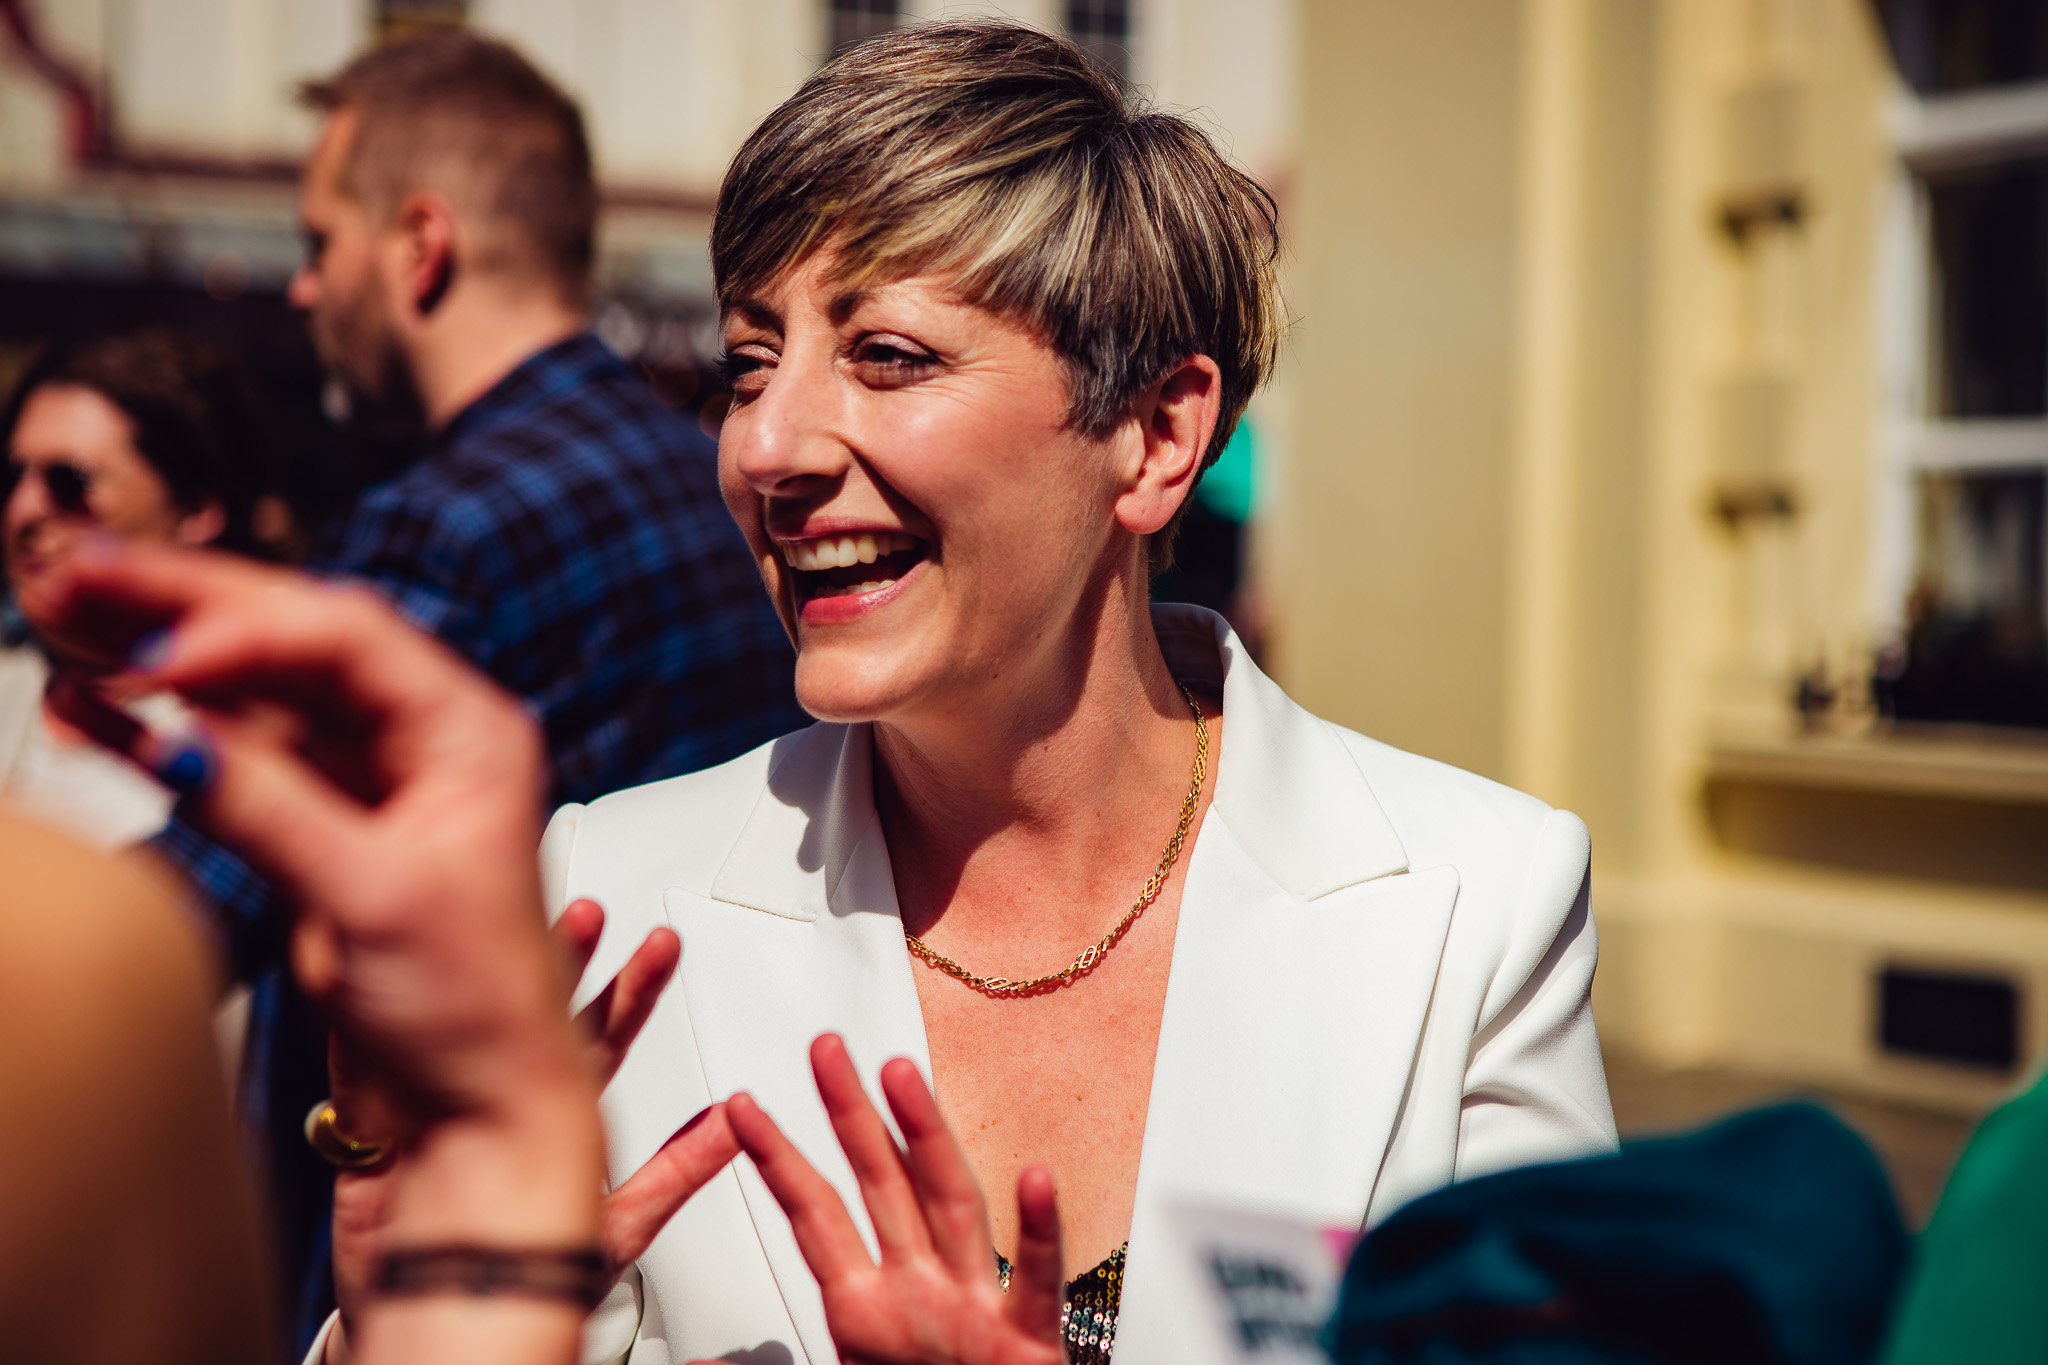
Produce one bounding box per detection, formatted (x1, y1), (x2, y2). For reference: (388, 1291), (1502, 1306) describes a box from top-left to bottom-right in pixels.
(602, 1104), (741, 1269)
(581, 929), (679, 1087)
(810, 1034), (934, 1264)
(46, 673), (368, 898)
(55, 545), (445, 710)
(57, 546), (539, 794)
(326, 1032), (405, 1153)
(157, 707), (374, 926)
(726, 1090), (877, 1285)
(878, 1054), (992, 1278)
(1005, 1166), (1065, 1344)
(553, 898), (606, 988)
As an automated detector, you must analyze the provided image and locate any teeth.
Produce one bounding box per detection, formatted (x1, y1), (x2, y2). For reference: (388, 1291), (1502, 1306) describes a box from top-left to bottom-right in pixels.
(810, 577), (897, 599)
(782, 531), (918, 571)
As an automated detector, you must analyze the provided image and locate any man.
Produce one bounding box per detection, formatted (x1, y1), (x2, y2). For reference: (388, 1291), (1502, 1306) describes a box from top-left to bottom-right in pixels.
(146, 31), (804, 1351)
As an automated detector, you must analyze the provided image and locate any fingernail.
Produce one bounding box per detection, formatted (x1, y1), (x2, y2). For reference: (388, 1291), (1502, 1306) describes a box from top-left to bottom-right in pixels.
(153, 732), (219, 795)
(128, 626), (174, 672)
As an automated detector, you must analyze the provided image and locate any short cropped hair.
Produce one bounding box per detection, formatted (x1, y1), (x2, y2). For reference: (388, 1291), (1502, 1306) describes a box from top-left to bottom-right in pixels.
(1, 332), (283, 559)
(712, 21), (1283, 569)
(301, 32), (596, 299)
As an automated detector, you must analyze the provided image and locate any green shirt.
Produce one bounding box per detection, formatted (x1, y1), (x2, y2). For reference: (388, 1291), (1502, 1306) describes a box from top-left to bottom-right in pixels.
(1883, 1067), (2048, 1363)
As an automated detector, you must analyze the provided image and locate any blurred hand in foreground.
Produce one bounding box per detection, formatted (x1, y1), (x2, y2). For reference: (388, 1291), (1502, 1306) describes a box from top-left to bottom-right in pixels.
(727, 1033), (1069, 1365)
(34, 544), (737, 1365)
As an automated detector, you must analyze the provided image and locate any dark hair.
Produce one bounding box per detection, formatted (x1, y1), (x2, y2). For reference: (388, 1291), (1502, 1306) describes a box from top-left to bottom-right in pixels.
(713, 20), (1282, 571)
(301, 31), (597, 300)
(1, 332), (283, 559)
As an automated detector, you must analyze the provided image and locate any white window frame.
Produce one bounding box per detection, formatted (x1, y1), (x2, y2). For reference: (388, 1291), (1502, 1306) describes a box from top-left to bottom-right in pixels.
(1870, 78), (2048, 643)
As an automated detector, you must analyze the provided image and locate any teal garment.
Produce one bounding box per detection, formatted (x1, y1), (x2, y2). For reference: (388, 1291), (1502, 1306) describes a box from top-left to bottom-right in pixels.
(1325, 1104), (1908, 1365)
(1197, 419), (1260, 523)
(1882, 1067), (2048, 1364)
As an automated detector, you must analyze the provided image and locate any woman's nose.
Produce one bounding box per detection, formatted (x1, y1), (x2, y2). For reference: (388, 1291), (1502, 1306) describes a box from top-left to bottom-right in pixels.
(4, 473), (50, 528)
(725, 360), (854, 497)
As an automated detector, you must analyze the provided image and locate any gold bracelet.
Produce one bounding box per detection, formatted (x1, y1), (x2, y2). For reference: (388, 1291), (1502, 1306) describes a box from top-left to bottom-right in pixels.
(304, 1099), (391, 1170)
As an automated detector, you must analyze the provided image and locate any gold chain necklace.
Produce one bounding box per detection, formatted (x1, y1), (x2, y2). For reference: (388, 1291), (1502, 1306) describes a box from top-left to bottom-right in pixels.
(903, 683), (1209, 997)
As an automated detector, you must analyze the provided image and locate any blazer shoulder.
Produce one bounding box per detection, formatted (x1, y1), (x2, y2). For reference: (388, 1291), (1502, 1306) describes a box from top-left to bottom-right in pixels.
(1335, 728), (1557, 846)
(1327, 725), (1589, 933)
(550, 721), (832, 898)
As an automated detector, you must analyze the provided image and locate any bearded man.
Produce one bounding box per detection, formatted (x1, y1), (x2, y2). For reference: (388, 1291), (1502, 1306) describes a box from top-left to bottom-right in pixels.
(144, 31), (803, 1352)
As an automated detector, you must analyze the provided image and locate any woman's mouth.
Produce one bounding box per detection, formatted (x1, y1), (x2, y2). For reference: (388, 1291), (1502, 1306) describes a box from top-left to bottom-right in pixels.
(781, 531), (929, 604)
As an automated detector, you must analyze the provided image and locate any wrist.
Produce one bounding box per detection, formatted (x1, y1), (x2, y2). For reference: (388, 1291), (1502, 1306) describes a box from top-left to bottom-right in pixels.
(379, 1082), (604, 1249)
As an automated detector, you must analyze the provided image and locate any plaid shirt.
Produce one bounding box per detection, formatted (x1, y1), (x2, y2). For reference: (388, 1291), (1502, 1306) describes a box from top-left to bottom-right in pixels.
(148, 332), (803, 1349)
(154, 331), (803, 931)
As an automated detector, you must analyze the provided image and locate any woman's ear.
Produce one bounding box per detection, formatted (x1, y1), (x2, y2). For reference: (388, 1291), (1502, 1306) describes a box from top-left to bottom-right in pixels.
(1113, 355), (1222, 538)
(173, 501), (226, 548)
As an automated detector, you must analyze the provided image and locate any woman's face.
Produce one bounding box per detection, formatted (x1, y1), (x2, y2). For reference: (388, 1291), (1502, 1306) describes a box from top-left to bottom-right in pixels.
(719, 259), (1150, 726)
(5, 383), (222, 615)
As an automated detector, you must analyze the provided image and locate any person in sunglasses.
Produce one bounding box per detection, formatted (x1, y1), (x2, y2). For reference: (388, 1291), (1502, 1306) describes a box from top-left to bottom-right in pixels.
(0, 330), (285, 848)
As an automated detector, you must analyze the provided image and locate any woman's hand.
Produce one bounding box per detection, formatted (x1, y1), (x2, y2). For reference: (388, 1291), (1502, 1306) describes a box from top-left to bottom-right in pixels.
(727, 1034), (1068, 1365)
(552, 899), (744, 1271)
(329, 901), (740, 1351)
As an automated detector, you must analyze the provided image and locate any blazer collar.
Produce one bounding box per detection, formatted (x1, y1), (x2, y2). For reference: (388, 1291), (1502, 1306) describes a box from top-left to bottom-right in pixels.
(1152, 604), (1408, 898)
(709, 720), (875, 922)
(707, 603), (1407, 919)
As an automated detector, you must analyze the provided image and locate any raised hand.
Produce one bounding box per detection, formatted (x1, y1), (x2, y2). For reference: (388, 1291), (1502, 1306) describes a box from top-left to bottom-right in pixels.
(331, 902), (739, 1339)
(549, 898), (741, 1271)
(727, 1034), (1068, 1365)
(28, 544), (716, 1365)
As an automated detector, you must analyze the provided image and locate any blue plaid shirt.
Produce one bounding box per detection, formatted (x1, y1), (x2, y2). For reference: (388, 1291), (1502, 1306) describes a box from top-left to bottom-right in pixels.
(149, 332), (804, 1350)
(155, 331), (803, 928)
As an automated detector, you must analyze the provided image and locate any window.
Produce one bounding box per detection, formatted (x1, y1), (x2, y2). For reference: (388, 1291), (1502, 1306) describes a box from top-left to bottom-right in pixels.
(1926, 156), (2048, 418)
(830, 0), (901, 58)
(1873, 0), (2048, 95)
(1873, 0), (2048, 729)
(1065, 0), (1131, 83)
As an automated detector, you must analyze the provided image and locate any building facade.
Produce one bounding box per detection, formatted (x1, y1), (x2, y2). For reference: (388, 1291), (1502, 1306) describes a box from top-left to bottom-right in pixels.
(1288, 0), (2048, 1114)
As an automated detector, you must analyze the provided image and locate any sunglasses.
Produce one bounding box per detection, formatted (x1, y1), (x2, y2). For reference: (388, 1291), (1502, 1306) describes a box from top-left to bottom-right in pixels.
(3, 460), (94, 515)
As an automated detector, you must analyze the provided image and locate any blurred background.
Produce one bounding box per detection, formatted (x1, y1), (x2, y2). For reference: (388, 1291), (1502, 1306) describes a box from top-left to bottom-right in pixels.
(3, 0), (2044, 1220)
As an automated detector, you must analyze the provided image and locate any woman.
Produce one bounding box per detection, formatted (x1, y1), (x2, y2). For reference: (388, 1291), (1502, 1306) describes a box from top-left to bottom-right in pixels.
(538, 21), (1615, 1365)
(1, 332), (286, 847)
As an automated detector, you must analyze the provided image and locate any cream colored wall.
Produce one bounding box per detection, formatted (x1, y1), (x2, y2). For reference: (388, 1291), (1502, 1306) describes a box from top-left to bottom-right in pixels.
(0, 0), (361, 186)
(1291, 0), (2048, 1112)
(0, 2), (1297, 201)
(1283, 0), (1523, 781)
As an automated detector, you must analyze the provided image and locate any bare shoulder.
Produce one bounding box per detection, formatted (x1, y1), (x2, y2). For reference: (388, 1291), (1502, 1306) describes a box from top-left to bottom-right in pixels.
(0, 807), (268, 1363)
(0, 809), (215, 1025)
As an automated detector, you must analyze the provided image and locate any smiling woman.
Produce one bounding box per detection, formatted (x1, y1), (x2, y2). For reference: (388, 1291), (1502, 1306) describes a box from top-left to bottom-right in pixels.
(518, 20), (1616, 1365)
(1, 334), (284, 848)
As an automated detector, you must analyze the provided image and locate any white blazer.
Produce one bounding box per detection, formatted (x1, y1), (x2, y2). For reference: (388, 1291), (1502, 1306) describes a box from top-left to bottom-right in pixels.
(541, 605), (1616, 1365)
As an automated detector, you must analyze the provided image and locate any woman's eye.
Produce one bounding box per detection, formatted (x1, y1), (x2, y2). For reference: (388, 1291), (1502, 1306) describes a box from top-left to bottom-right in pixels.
(719, 348), (775, 396)
(851, 339), (937, 383)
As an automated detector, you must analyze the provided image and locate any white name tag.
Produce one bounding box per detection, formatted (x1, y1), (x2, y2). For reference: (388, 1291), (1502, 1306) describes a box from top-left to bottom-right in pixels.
(1151, 1201), (1352, 1365)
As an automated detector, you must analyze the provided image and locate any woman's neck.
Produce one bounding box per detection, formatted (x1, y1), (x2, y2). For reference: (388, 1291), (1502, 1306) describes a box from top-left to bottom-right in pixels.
(872, 587), (1215, 947)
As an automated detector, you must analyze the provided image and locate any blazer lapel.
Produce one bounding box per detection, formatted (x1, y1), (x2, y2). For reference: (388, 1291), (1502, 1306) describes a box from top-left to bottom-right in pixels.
(667, 723), (929, 1365)
(665, 608), (1456, 1365)
(1117, 608), (1460, 1365)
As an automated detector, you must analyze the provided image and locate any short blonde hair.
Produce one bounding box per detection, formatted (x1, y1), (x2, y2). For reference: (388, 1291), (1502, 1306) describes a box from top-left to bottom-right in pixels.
(712, 20), (1282, 567)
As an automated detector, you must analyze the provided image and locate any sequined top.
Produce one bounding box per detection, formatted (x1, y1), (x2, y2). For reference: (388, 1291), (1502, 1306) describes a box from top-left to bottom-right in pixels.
(996, 1242), (1126, 1364)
